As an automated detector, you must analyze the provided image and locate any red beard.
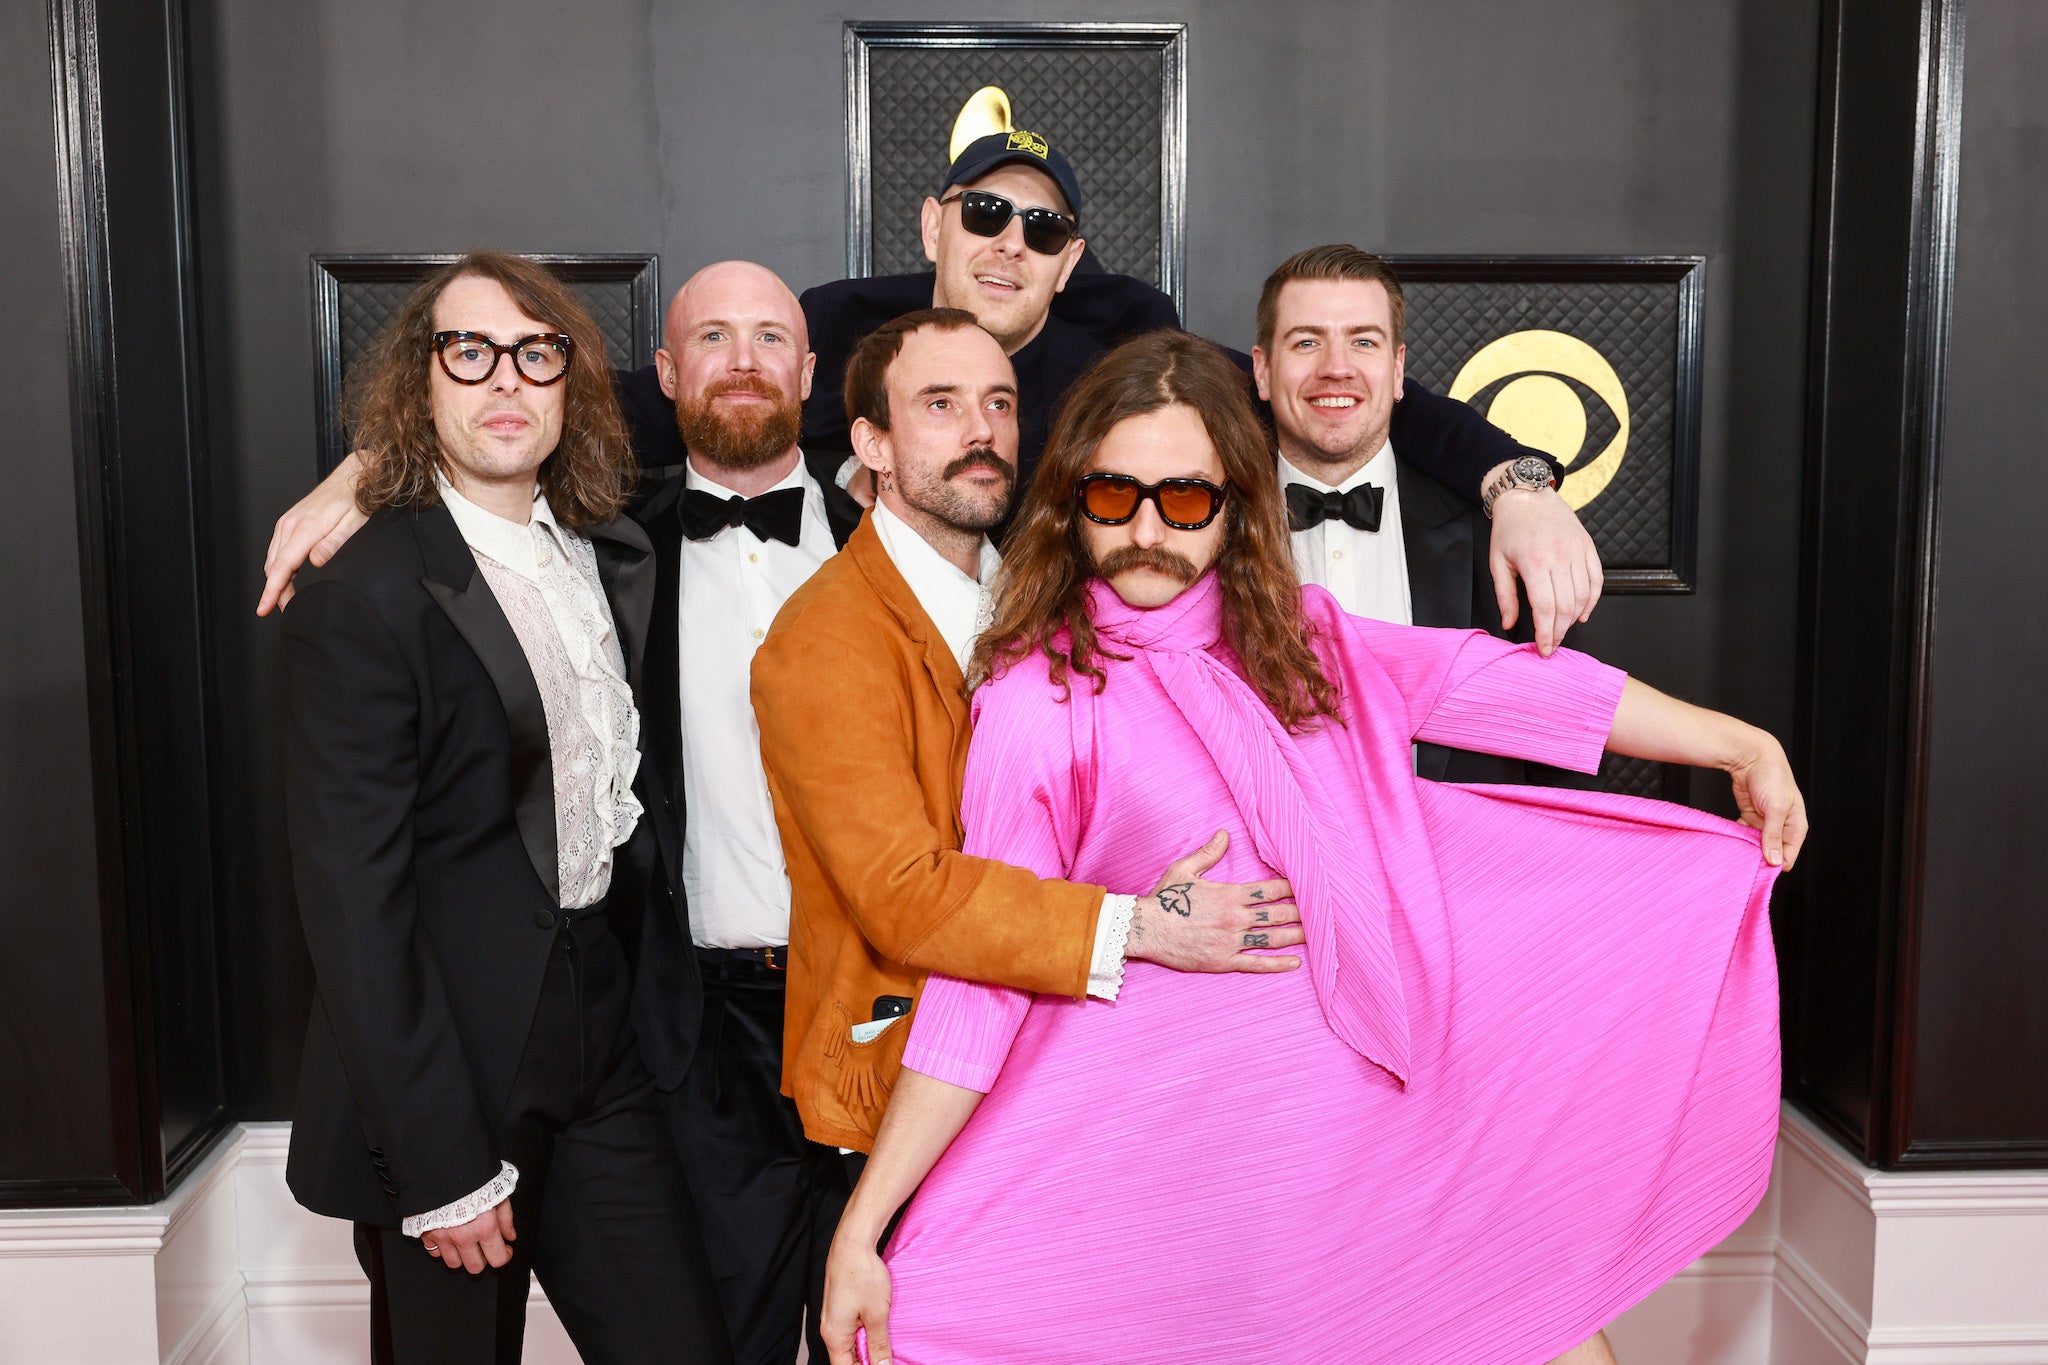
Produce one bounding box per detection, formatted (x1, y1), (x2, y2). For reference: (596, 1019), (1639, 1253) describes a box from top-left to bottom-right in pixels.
(675, 377), (803, 471)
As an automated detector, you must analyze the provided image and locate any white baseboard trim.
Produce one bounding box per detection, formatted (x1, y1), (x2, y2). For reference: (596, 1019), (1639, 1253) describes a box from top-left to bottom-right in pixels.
(1773, 1104), (2048, 1365)
(165, 1274), (251, 1365)
(1775, 1240), (1872, 1360)
(5, 1110), (2047, 1364)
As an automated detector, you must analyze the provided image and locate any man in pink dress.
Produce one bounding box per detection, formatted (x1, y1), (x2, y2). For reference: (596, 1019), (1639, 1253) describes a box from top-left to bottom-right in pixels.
(822, 329), (1805, 1365)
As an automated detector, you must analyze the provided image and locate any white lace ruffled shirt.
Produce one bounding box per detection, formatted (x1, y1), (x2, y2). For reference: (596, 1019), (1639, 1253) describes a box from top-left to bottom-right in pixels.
(439, 477), (643, 912)
(404, 478), (645, 1238)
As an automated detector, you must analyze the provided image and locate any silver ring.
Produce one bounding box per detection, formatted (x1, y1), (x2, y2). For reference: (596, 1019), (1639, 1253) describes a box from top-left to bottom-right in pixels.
(424, 1242), (440, 1253)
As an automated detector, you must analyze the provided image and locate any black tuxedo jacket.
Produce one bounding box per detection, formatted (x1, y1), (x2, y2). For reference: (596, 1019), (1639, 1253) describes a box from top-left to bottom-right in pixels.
(621, 471), (865, 1091)
(279, 501), (663, 1225)
(1397, 460), (1585, 788)
(795, 270), (1180, 493)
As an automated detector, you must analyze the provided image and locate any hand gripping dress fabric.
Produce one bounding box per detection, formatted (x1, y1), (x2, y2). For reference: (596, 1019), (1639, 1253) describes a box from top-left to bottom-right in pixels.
(871, 574), (1781, 1365)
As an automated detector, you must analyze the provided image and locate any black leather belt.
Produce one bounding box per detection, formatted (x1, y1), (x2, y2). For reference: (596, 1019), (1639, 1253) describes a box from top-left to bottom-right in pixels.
(694, 944), (789, 978)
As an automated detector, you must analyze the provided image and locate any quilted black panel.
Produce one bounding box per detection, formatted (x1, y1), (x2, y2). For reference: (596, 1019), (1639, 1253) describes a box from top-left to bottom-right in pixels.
(336, 275), (642, 384)
(1599, 754), (1687, 802)
(1399, 279), (1679, 570)
(864, 45), (1164, 284)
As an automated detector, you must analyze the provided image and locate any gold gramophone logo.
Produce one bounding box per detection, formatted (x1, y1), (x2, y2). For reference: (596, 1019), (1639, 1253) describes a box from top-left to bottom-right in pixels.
(951, 86), (1015, 160)
(1449, 331), (1629, 512)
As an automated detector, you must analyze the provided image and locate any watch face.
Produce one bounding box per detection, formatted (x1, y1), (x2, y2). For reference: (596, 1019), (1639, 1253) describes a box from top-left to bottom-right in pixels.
(1511, 455), (1555, 486)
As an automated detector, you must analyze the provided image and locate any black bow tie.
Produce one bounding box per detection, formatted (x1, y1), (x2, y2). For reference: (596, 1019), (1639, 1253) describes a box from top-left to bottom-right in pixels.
(679, 486), (804, 547)
(1285, 481), (1384, 534)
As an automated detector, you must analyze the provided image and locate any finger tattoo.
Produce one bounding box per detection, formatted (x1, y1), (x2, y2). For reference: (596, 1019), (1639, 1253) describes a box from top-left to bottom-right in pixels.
(1254, 910), (1269, 923)
(1243, 932), (1270, 948)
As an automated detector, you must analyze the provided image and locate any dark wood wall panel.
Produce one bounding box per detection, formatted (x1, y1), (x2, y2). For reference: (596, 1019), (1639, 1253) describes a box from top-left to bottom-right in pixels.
(1, 0), (229, 1206)
(1792, 0), (2048, 1168)
(0, 0), (118, 1200)
(1907, 0), (2048, 1162)
(1785, 0), (1948, 1163)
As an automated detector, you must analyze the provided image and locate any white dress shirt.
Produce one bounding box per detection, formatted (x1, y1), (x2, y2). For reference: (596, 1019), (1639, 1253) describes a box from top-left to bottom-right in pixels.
(1282, 441), (1413, 626)
(678, 457), (835, 948)
(869, 500), (1135, 999)
(411, 477), (646, 1238)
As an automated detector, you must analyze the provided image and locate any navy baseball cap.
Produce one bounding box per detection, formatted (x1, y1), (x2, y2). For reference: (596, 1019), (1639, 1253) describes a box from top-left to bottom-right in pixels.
(941, 130), (1083, 219)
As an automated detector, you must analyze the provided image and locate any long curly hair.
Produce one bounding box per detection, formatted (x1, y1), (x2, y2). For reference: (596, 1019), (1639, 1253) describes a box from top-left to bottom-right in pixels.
(347, 250), (632, 529)
(969, 329), (1340, 730)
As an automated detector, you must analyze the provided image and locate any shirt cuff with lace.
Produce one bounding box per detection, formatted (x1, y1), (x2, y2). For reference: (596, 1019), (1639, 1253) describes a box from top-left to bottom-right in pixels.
(1087, 894), (1137, 1001)
(401, 1161), (519, 1239)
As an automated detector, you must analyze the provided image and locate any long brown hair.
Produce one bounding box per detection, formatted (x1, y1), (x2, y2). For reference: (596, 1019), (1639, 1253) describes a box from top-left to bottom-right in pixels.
(347, 250), (632, 528)
(970, 329), (1340, 730)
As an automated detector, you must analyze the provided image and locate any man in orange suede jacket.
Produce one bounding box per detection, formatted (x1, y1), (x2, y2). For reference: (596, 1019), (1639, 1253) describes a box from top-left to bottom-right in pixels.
(752, 309), (1299, 1152)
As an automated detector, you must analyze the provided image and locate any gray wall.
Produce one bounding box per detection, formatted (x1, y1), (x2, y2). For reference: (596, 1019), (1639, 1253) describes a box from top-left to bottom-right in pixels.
(0, 2), (114, 1180)
(1916, 0), (2048, 1143)
(192, 0), (1819, 1112)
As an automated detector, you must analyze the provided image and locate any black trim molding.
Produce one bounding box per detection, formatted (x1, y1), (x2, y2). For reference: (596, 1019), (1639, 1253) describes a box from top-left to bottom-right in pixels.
(1788, 0), (1991, 1168)
(22, 0), (232, 1209)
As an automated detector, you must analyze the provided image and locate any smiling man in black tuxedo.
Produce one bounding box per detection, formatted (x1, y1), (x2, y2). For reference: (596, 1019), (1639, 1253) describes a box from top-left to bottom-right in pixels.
(277, 250), (729, 1364)
(1256, 244), (1602, 782)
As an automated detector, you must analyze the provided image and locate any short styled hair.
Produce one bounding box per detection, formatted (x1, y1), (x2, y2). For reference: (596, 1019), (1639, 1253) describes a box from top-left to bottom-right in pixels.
(1255, 244), (1407, 351)
(347, 249), (633, 529)
(841, 307), (984, 431)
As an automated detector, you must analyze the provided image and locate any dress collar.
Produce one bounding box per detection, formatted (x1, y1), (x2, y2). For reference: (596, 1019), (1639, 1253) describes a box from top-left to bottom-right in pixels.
(1087, 571), (1224, 653)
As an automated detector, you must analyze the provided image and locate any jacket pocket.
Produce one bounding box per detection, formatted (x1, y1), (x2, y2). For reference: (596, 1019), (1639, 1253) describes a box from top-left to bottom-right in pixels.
(820, 999), (913, 1128)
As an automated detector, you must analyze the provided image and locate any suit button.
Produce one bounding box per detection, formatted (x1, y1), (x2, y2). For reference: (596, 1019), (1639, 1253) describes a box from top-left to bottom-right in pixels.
(534, 909), (557, 929)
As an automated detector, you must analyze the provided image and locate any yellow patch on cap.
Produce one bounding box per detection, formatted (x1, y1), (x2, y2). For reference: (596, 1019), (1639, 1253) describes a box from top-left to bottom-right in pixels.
(1006, 129), (1050, 159)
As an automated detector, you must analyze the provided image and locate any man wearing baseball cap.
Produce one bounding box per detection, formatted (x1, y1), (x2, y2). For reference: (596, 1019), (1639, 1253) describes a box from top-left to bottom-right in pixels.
(790, 130), (1177, 502)
(787, 131), (1602, 647)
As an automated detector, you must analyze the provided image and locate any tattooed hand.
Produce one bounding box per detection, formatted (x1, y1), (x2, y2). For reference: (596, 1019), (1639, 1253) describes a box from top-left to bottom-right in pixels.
(1124, 830), (1305, 974)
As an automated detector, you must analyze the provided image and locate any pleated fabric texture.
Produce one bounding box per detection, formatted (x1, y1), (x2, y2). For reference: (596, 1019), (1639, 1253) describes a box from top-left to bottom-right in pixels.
(875, 575), (1781, 1365)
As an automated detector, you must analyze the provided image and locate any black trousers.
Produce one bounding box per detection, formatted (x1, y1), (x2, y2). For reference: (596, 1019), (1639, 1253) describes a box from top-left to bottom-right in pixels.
(661, 951), (852, 1365)
(355, 912), (733, 1365)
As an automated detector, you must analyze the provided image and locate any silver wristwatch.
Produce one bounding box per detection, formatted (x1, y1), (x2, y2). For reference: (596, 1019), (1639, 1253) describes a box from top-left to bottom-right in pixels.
(1481, 455), (1558, 518)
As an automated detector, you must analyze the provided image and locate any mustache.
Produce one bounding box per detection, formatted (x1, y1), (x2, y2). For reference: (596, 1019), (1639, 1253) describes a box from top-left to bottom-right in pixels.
(1095, 544), (1199, 585)
(941, 446), (1015, 482)
(703, 375), (785, 403)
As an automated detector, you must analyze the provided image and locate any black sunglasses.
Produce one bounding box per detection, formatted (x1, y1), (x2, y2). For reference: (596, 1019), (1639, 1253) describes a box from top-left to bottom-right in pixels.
(1074, 473), (1231, 531)
(430, 330), (575, 386)
(939, 190), (1080, 256)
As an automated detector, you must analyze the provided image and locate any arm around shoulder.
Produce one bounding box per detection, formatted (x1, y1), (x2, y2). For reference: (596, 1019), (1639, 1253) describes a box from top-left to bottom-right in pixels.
(751, 602), (1101, 997)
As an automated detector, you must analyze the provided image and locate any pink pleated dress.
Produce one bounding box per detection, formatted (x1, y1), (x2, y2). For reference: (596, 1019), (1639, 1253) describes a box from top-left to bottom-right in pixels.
(873, 576), (1780, 1365)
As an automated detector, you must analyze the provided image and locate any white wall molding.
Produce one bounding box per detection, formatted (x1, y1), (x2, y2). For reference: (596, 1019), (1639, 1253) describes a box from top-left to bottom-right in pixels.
(1774, 1239), (1870, 1362)
(5, 1112), (2047, 1363)
(162, 1276), (249, 1365)
(1771, 1104), (2048, 1365)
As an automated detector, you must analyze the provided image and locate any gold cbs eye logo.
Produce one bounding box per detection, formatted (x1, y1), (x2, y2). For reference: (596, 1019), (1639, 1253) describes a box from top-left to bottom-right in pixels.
(1448, 330), (1629, 512)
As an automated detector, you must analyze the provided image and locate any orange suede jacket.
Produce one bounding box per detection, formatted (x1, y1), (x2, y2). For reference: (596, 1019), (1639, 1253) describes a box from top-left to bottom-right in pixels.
(751, 516), (1104, 1151)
